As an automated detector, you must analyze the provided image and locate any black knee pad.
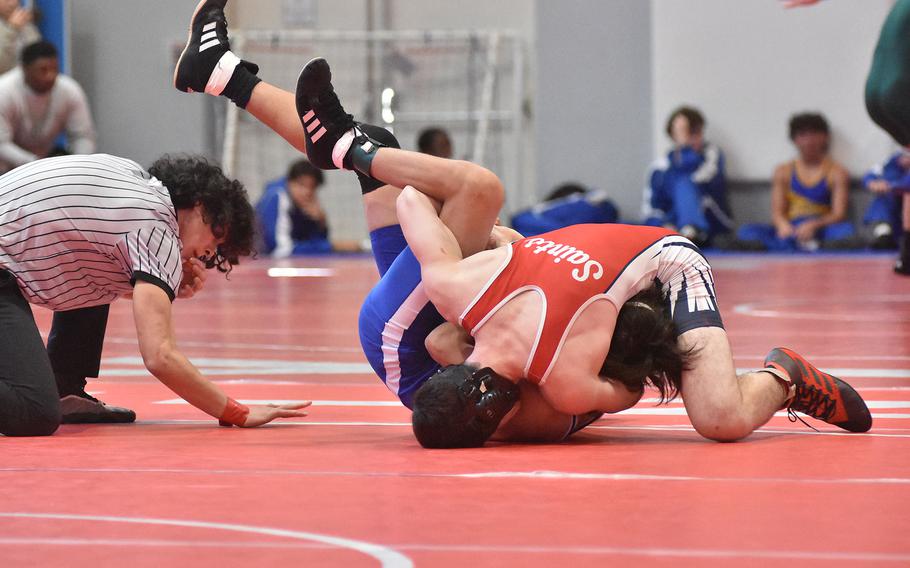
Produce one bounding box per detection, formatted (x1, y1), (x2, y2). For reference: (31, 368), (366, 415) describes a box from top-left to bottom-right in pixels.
(356, 123), (400, 194)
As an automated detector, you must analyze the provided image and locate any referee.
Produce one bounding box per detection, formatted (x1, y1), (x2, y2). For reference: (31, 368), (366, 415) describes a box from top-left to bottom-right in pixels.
(0, 153), (309, 436)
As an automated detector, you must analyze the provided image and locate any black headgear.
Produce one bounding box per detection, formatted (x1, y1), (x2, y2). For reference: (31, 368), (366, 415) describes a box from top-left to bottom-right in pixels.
(411, 365), (520, 448)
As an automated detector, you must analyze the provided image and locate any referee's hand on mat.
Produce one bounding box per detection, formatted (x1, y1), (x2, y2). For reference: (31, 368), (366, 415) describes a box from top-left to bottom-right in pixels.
(177, 258), (208, 299)
(243, 402), (313, 427)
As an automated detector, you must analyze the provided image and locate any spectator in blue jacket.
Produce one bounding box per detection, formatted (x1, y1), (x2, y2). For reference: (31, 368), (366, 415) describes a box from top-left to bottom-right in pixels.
(862, 149), (910, 249)
(642, 106), (733, 246)
(510, 183), (619, 237)
(256, 159), (331, 257)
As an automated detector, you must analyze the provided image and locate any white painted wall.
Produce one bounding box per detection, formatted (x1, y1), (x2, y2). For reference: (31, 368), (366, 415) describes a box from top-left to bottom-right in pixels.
(535, 0), (653, 220)
(70, 0), (212, 166)
(651, 0), (897, 180)
(230, 0), (534, 36)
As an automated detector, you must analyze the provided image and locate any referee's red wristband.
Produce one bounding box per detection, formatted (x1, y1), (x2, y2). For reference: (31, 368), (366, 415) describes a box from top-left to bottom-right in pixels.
(218, 397), (250, 427)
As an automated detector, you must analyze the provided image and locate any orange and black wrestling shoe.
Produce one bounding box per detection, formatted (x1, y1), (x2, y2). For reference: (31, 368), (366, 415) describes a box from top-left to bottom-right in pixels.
(764, 347), (872, 433)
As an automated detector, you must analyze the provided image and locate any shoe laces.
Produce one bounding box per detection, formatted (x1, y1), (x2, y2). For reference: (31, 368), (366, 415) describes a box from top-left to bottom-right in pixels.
(786, 409), (819, 432)
(315, 88), (354, 130)
(76, 392), (103, 405)
(789, 384), (836, 427)
(201, 7), (227, 30)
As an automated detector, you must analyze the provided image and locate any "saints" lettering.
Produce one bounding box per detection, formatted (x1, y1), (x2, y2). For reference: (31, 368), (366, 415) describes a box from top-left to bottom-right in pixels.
(522, 238), (604, 282)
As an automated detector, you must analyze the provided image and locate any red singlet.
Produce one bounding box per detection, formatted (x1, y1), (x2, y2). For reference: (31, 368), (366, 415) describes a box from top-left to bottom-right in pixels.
(459, 224), (674, 384)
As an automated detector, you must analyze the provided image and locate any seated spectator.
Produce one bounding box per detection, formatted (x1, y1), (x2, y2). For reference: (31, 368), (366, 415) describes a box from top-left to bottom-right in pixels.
(737, 113), (854, 251)
(256, 159), (332, 257)
(511, 182), (619, 237)
(0, 40), (95, 173)
(417, 126), (453, 159)
(642, 106), (733, 246)
(0, 0), (40, 75)
(862, 148), (910, 249)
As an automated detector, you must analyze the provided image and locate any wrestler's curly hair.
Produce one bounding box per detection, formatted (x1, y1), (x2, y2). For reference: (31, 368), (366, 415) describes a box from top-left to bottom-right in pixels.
(600, 280), (696, 403)
(149, 155), (255, 274)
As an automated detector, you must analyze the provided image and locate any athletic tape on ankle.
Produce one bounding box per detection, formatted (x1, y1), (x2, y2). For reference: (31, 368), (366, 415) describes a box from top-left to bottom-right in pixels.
(205, 51), (242, 96)
(756, 366), (796, 407)
(218, 397), (250, 427)
(332, 130), (356, 170)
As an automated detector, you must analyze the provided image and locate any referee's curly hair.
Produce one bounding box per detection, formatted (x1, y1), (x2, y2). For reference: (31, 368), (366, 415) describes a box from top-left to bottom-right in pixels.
(149, 155), (255, 274)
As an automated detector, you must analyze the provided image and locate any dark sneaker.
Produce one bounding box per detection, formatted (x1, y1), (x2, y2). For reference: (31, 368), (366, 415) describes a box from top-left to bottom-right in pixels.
(896, 257), (910, 275)
(295, 57), (357, 170)
(295, 58), (388, 178)
(173, 0), (257, 94)
(764, 347), (872, 433)
(60, 393), (136, 424)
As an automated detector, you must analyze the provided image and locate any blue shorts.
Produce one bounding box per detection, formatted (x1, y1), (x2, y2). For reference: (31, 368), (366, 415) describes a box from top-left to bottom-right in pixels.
(359, 225), (444, 409)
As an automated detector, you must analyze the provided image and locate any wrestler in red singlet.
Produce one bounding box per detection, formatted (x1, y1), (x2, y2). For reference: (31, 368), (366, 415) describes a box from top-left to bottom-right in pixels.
(459, 224), (706, 384)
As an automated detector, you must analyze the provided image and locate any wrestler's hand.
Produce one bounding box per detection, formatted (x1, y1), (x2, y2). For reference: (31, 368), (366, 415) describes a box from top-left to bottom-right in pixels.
(177, 258), (207, 299)
(241, 402), (312, 427)
(608, 378), (645, 412)
(486, 224), (524, 249)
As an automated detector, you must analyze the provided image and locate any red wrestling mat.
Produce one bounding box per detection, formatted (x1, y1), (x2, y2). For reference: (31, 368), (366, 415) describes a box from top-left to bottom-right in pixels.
(2, 253), (909, 567)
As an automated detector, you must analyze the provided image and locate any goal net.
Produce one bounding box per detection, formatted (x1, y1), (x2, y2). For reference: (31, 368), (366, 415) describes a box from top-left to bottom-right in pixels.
(220, 29), (526, 244)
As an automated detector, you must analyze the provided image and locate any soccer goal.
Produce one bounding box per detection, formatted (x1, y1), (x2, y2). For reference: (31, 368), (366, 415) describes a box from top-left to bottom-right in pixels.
(220, 29), (527, 243)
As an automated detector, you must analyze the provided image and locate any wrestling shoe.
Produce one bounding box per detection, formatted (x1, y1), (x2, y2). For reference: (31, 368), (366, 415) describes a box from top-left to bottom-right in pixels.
(173, 0), (258, 95)
(764, 347), (872, 433)
(295, 57), (385, 173)
(60, 393), (136, 424)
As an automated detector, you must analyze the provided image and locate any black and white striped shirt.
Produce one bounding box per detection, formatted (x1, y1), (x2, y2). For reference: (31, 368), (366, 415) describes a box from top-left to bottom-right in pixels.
(0, 154), (183, 311)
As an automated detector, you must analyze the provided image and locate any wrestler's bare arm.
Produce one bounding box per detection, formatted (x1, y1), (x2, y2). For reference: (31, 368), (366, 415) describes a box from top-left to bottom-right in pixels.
(539, 303), (644, 415)
(491, 382), (577, 443)
(396, 185), (490, 320)
(543, 371), (643, 415)
(424, 323), (474, 367)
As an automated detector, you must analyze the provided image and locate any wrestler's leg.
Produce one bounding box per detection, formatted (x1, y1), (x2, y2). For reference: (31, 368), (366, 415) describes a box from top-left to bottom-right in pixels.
(677, 327), (787, 442)
(245, 83), (306, 153)
(296, 58), (504, 258)
(370, 149), (504, 257)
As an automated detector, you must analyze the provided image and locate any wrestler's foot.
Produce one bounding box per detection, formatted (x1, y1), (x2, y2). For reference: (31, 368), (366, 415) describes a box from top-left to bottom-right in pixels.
(173, 0), (258, 96)
(295, 58), (384, 174)
(764, 347), (872, 433)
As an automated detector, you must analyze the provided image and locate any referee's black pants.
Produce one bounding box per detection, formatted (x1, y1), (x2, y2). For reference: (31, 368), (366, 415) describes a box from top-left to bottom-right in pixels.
(1, 270), (109, 436)
(48, 301), (109, 398)
(0, 270), (60, 436)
